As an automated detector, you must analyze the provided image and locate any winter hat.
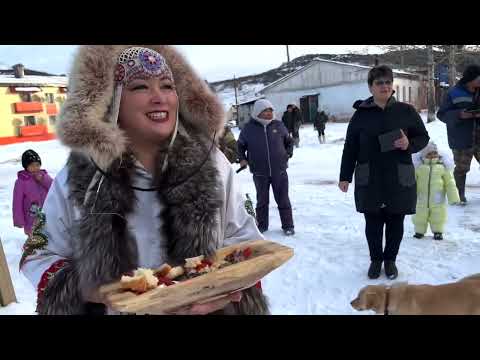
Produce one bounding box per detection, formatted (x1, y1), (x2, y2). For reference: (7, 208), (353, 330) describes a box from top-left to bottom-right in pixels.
(419, 142), (438, 160)
(252, 99), (276, 120)
(459, 64), (480, 85)
(21, 149), (41, 169)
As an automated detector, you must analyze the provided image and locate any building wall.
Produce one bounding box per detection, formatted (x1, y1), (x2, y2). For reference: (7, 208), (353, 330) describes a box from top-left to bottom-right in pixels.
(392, 77), (422, 110)
(238, 103), (255, 128)
(269, 62), (370, 92)
(0, 86), (66, 142)
(262, 63), (424, 120)
(265, 82), (370, 121)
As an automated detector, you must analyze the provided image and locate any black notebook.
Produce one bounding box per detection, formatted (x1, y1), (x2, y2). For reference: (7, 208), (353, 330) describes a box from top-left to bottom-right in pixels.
(378, 129), (403, 153)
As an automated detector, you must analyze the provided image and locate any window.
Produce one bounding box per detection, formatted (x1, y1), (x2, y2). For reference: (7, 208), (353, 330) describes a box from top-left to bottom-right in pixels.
(49, 116), (57, 125)
(409, 87), (412, 103)
(403, 86), (406, 103)
(20, 93), (32, 102)
(46, 93), (55, 103)
(24, 116), (36, 126)
(396, 86), (400, 101)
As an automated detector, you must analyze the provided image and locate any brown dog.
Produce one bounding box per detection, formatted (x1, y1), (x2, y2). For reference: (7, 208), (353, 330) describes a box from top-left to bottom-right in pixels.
(351, 275), (480, 315)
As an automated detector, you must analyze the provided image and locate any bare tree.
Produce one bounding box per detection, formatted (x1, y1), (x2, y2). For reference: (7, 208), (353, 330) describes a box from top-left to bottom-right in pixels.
(427, 45), (436, 123)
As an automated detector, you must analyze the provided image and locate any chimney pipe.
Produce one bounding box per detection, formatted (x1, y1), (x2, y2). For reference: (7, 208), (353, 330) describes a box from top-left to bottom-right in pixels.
(13, 64), (25, 78)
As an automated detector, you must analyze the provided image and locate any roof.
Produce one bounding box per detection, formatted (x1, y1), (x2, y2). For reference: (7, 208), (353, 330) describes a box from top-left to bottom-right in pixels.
(236, 96), (265, 106)
(259, 58), (420, 93)
(0, 74), (68, 87)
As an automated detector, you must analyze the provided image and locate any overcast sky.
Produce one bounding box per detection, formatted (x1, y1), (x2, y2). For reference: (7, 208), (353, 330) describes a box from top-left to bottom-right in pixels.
(0, 45), (383, 82)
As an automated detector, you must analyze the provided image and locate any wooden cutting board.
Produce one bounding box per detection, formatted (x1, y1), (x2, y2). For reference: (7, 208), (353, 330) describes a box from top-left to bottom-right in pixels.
(99, 239), (293, 314)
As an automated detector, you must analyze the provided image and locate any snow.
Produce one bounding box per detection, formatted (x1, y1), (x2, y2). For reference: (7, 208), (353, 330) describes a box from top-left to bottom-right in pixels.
(0, 74), (67, 86)
(1, 117), (480, 315)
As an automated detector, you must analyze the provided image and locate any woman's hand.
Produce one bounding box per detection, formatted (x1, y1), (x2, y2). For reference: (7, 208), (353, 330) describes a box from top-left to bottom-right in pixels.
(339, 181), (349, 193)
(240, 160), (248, 168)
(166, 291), (243, 315)
(394, 130), (409, 151)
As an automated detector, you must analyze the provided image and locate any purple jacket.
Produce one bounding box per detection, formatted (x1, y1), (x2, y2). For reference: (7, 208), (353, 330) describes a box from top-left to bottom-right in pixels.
(238, 118), (294, 176)
(12, 169), (53, 235)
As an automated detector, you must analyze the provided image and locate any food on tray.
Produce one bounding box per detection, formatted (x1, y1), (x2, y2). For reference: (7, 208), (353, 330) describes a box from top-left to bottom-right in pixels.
(118, 247), (254, 294)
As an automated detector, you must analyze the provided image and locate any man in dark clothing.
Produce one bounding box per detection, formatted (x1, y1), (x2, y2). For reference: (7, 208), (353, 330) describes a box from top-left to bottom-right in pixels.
(314, 110), (329, 144)
(437, 64), (480, 205)
(282, 104), (303, 148)
(238, 99), (295, 236)
(339, 65), (430, 280)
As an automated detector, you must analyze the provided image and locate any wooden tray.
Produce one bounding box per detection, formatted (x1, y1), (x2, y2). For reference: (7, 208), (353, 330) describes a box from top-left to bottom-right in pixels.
(98, 239), (293, 314)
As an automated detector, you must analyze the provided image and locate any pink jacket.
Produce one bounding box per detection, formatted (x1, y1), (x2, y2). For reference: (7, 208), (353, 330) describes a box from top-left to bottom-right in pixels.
(12, 169), (53, 235)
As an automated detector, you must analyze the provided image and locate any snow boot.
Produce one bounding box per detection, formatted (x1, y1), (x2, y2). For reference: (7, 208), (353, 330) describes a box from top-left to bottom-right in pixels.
(283, 228), (295, 236)
(433, 233), (443, 240)
(368, 261), (382, 279)
(413, 233), (424, 239)
(384, 261), (398, 280)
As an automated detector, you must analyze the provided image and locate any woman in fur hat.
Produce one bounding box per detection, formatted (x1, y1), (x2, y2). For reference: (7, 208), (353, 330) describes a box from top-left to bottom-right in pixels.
(411, 142), (460, 240)
(20, 46), (268, 315)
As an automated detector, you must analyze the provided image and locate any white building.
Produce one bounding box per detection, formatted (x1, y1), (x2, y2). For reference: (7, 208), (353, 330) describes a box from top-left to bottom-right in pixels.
(257, 58), (424, 123)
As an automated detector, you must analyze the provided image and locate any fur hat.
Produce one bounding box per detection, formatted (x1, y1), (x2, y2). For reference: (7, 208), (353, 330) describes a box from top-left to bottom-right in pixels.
(413, 142), (454, 171)
(21, 149), (41, 169)
(56, 45), (224, 171)
(419, 142), (438, 159)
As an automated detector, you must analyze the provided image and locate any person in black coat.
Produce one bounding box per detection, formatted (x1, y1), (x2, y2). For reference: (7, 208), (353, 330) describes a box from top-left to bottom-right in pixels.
(282, 104), (303, 148)
(339, 65), (430, 280)
(314, 110), (328, 143)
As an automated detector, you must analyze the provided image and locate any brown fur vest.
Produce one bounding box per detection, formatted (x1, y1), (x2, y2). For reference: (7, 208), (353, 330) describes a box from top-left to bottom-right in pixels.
(37, 129), (269, 315)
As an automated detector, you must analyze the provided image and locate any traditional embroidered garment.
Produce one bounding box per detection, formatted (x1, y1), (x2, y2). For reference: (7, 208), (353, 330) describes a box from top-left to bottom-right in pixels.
(20, 46), (268, 315)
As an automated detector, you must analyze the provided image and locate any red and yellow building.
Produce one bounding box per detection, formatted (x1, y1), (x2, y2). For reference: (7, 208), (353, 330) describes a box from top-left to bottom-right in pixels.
(0, 64), (67, 145)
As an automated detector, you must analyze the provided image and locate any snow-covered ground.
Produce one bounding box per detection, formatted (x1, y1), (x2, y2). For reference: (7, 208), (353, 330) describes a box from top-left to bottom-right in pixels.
(1, 117), (480, 315)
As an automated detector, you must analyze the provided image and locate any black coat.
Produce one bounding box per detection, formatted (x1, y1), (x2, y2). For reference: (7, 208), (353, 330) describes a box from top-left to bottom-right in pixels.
(339, 97), (430, 214)
(282, 109), (303, 133)
(314, 111), (328, 131)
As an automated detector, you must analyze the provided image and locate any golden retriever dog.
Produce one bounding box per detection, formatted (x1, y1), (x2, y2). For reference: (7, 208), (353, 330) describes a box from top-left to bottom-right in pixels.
(350, 275), (480, 315)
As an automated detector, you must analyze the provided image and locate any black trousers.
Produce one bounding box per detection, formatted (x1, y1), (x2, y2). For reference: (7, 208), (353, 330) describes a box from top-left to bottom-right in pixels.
(364, 208), (405, 262)
(253, 172), (294, 231)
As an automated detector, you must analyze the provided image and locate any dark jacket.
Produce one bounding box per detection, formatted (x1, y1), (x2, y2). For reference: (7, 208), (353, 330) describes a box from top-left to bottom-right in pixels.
(238, 118), (294, 176)
(339, 97), (430, 214)
(314, 111), (328, 131)
(437, 83), (480, 150)
(282, 109), (303, 133)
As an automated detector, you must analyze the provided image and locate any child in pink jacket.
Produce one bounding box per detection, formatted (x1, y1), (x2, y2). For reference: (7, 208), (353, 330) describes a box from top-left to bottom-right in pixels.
(12, 150), (53, 235)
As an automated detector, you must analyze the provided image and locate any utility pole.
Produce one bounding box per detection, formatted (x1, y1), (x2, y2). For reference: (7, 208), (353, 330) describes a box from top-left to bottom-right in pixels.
(286, 45), (290, 63)
(427, 45), (436, 123)
(233, 75), (239, 126)
(400, 45), (405, 69)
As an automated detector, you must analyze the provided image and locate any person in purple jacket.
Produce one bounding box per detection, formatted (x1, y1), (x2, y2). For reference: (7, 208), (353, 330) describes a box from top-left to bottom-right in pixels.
(12, 149), (53, 236)
(238, 99), (295, 236)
